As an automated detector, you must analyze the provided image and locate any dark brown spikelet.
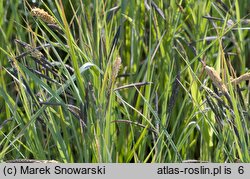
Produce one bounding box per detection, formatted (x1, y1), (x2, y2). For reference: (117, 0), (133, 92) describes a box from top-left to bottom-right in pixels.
(15, 39), (44, 60)
(24, 43), (44, 60)
(31, 7), (56, 24)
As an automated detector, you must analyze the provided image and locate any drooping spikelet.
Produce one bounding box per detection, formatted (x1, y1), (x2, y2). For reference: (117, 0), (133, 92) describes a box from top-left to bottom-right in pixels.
(205, 65), (228, 94)
(231, 72), (250, 85)
(31, 7), (56, 24)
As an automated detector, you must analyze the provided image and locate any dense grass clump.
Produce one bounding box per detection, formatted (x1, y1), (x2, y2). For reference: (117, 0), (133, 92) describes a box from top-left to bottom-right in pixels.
(0, 0), (250, 163)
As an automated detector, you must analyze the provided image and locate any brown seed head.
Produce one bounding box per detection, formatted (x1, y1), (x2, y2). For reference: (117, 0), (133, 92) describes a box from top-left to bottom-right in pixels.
(106, 57), (122, 98)
(111, 57), (122, 82)
(231, 72), (250, 85)
(31, 7), (56, 24)
(205, 65), (228, 94)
